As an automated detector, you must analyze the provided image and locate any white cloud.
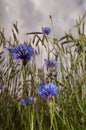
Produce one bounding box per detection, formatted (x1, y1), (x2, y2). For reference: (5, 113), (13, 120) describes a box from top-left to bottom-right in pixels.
(32, 0), (85, 36)
(0, 0), (85, 40)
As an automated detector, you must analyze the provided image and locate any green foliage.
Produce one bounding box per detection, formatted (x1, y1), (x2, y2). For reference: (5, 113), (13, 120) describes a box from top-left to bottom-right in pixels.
(0, 12), (86, 130)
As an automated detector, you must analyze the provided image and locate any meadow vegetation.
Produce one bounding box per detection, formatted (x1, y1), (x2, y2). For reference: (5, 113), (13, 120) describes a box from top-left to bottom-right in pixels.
(0, 12), (86, 130)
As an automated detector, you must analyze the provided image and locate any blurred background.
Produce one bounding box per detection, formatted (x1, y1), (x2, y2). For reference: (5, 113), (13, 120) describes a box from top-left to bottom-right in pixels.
(0, 0), (86, 41)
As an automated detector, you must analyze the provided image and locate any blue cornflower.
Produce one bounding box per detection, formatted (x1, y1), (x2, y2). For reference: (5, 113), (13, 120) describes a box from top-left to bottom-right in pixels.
(75, 47), (81, 54)
(28, 96), (34, 103)
(39, 82), (46, 88)
(21, 99), (27, 106)
(36, 83), (58, 99)
(42, 27), (51, 35)
(45, 58), (57, 68)
(7, 43), (34, 65)
(53, 72), (57, 78)
(0, 84), (2, 89)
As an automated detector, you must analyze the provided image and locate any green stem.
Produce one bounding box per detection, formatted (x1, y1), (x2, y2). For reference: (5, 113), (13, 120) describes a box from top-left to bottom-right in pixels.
(31, 105), (34, 130)
(49, 98), (55, 130)
(22, 66), (28, 98)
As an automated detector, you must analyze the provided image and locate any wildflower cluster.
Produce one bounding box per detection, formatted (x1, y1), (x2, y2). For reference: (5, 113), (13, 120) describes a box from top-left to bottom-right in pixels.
(21, 96), (34, 106)
(6, 27), (58, 105)
(0, 12), (86, 130)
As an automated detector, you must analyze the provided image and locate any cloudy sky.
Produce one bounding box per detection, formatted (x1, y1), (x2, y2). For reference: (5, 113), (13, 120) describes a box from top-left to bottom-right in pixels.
(0, 0), (86, 40)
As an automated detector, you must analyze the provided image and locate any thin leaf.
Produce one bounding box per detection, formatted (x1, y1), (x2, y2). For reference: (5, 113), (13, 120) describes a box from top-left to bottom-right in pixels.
(13, 22), (19, 34)
(26, 32), (42, 35)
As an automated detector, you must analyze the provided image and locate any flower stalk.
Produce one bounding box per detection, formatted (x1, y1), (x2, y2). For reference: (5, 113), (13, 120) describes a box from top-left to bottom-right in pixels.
(48, 98), (55, 130)
(22, 65), (28, 98)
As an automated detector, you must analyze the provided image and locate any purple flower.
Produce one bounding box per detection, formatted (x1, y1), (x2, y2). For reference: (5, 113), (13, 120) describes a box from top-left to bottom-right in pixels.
(21, 99), (27, 106)
(39, 82), (46, 88)
(75, 47), (82, 54)
(36, 83), (58, 99)
(28, 96), (34, 103)
(45, 58), (57, 68)
(0, 84), (2, 89)
(42, 27), (51, 35)
(53, 73), (57, 78)
(7, 43), (34, 65)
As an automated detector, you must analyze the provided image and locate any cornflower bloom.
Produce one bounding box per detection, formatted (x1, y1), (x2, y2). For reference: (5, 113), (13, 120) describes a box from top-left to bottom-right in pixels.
(0, 84), (2, 89)
(75, 47), (81, 54)
(42, 27), (51, 35)
(36, 82), (58, 100)
(45, 58), (57, 68)
(21, 99), (27, 106)
(28, 96), (34, 103)
(7, 43), (34, 65)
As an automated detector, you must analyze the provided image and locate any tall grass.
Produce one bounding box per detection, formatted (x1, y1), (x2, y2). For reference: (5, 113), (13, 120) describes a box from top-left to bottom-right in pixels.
(0, 12), (86, 130)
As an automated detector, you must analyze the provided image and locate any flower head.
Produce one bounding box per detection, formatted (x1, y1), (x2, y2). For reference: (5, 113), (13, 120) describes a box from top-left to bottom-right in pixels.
(45, 58), (57, 68)
(28, 96), (34, 103)
(39, 82), (46, 88)
(21, 99), (27, 106)
(75, 47), (81, 53)
(53, 72), (57, 78)
(36, 83), (58, 99)
(42, 27), (51, 35)
(0, 84), (2, 89)
(7, 43), (34, 65)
